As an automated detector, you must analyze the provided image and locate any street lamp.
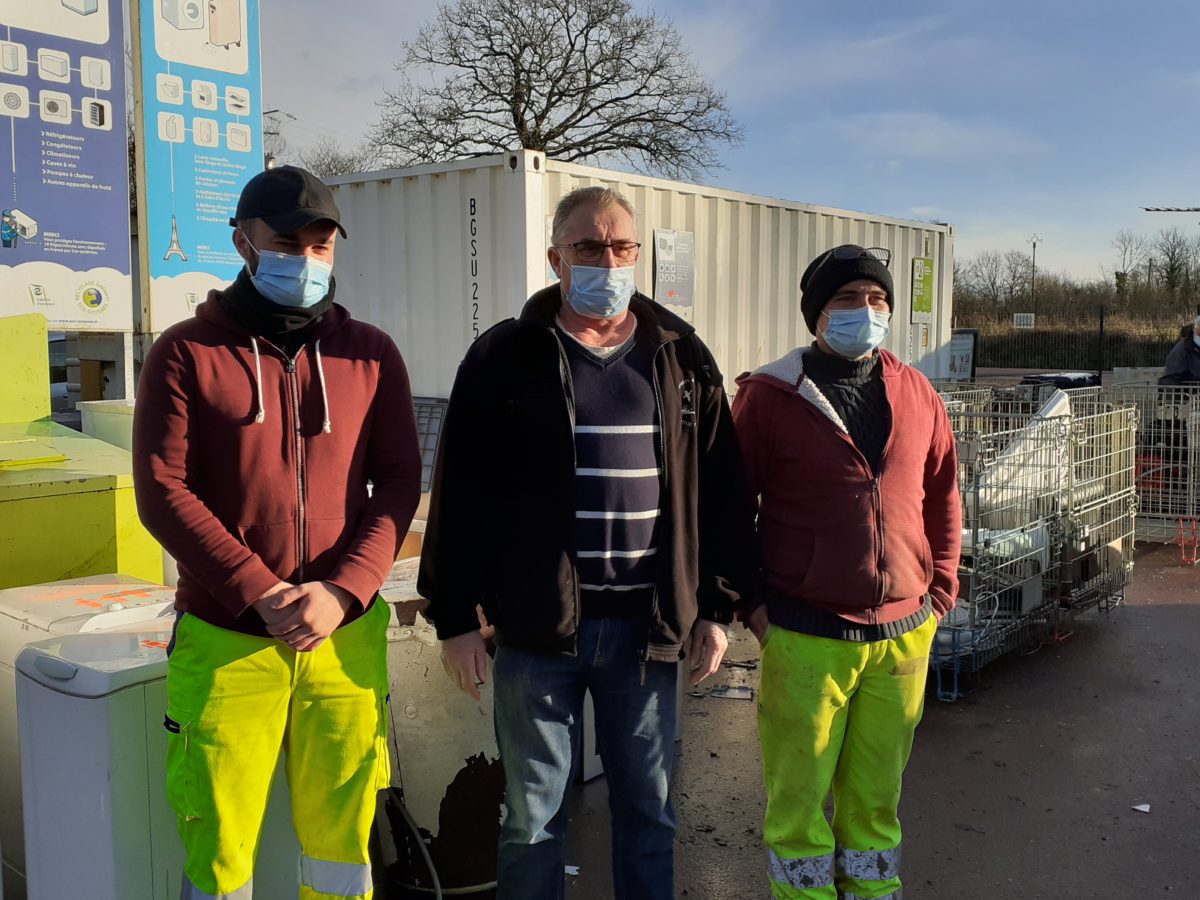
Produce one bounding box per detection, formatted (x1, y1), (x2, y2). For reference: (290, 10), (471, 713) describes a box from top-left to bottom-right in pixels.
(1027, 233), (1042, 308)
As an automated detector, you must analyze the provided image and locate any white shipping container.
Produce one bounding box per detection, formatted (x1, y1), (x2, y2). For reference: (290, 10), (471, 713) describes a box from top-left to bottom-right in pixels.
(326, 151), (954, 398)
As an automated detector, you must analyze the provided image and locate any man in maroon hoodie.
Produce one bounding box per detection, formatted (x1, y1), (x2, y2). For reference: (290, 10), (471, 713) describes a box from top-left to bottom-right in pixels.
(133, 166), (421, 900)
(732, 245), (960, 900)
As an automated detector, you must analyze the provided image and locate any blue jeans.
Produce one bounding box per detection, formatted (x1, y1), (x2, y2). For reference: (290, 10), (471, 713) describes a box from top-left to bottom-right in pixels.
(493, 617), (678, 900)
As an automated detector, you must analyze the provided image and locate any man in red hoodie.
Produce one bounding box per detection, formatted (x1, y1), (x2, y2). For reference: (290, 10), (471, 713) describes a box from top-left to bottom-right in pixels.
(732, 245), (960, 900)
(133, 166), (422, 900)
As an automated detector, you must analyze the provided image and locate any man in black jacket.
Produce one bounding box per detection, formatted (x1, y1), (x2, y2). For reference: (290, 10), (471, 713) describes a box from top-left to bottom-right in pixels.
(419, 186), (750, 900)
(1159, 316), (1200, 385)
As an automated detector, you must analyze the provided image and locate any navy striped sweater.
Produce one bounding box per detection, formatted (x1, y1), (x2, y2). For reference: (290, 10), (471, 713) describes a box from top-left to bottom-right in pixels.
(560, 324), (662, 618)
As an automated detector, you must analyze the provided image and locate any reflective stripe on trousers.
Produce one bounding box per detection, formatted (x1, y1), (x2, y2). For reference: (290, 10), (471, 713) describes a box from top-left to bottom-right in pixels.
(182, 875), (253, 899)
(767, 848), (834, 891)
(836, 846), (901, 883)
(301, 855), (373, 897)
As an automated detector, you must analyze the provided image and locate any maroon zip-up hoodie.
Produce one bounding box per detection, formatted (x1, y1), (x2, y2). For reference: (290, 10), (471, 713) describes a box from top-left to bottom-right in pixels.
(132, 292), (422, 637)
(732, 347), (960, 630)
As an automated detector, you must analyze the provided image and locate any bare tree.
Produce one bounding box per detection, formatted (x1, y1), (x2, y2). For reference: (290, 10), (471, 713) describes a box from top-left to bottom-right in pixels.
(370, 0), (742, 180)
(1154, 227), (1196, 297)
(298, 137), (376, 179)
(966, 251), (1004, 304)
(1002, 250), (1032, 305)
(1111, 229), (1149, 281)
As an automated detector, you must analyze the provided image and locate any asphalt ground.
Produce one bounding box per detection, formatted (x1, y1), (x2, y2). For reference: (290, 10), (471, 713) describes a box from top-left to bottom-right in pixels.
(562, 542), (1200, 899)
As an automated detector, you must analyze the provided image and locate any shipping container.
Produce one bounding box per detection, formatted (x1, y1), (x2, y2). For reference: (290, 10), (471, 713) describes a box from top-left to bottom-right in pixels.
(326, 151), (955, 399)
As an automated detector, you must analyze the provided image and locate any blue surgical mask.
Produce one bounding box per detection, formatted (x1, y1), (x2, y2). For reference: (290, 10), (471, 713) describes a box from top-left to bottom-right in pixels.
(245, 237), (332, 308)
(821, 306), (891, 359)
(566, 265), (636, 319)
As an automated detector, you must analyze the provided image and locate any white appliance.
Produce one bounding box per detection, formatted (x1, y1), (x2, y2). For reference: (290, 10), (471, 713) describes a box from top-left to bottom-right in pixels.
(9, 209), (36, 239)
(208, 0), (242, 47)
(16, 629), (301, 900)
(160, 0), (204, 30)
(60, 0), (99, 15)
(0, 575), (175, 900)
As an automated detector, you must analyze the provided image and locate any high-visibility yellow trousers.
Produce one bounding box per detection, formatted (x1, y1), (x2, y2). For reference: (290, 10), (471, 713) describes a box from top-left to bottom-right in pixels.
(165, 598), (391, 900)
(758, 615), (936, 900)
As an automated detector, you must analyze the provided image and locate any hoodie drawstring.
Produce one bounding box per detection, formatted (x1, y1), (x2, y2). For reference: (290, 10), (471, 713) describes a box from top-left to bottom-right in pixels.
(314, 339), (332, 434)
(250, 337), (266, 424)
(247, 337), (330, 434)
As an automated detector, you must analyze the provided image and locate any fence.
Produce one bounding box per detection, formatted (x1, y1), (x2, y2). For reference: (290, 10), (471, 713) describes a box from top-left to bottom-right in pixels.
(953, 308), (1184, 370)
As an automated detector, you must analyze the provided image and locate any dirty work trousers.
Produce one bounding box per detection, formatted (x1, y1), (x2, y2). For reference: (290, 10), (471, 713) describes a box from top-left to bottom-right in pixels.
(165, 597), (391, 900)
(758, 615), (936, 900)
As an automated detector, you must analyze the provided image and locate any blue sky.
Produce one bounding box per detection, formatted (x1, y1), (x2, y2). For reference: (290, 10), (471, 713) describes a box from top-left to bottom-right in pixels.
(262, 0), (1200, 281)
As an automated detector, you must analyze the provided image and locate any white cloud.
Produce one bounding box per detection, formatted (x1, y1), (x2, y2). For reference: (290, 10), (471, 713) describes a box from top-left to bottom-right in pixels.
(827, 111), (1048, 161)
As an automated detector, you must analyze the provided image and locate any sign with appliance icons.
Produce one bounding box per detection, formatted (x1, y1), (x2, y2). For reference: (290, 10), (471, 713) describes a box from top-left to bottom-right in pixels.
(0, 0), (133, 331)
(131, 0), (262, 331)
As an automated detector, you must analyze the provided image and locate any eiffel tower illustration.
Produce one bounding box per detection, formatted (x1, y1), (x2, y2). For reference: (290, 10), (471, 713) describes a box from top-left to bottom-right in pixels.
(163, 214), (188, 261)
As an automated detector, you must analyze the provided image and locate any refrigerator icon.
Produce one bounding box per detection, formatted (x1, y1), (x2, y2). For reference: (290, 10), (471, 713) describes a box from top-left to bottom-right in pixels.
(61, 0), (99, 14)
(208, 0), (242, 48)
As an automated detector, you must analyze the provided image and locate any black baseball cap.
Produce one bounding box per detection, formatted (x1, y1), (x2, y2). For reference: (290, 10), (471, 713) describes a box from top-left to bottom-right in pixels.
(230, 165), (347, 238)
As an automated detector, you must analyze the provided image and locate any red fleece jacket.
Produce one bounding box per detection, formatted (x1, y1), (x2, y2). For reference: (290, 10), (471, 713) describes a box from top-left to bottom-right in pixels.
(732, 348), (960, 625)
(132, 294), (422, 636)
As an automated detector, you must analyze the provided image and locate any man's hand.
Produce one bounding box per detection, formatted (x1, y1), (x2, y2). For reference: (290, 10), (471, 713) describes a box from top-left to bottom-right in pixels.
(254, 581), (357, 652)
(746, 605), (769, 645)
(441, 630), (488, 702)
(688, 619), (729, 686)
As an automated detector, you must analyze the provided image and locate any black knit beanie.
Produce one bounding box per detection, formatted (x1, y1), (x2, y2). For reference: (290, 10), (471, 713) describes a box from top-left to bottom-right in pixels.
(800, 245), (894, 335)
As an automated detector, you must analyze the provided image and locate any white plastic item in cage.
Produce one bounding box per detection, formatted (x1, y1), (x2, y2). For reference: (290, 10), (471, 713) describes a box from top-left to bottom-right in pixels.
(976, 390), (1072, 520)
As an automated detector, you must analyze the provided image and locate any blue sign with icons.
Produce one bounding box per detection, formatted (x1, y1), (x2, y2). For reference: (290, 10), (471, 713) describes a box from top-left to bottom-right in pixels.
(0, 0), (133, 331)
(135, 0), (262, 331)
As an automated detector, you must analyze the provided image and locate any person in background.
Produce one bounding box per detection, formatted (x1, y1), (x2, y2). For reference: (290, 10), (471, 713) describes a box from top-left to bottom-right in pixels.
(1159, 311), (1200, 385)
(133, 165), (422, 900)
(419, 186), (751, 900)
(733, 244), (960, 900)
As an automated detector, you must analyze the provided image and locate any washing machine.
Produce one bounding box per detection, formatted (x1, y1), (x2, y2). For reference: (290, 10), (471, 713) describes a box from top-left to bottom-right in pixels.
(15, 628), (301, 900)
(160, 0), (204, 30)
(0, 575), (175, 900)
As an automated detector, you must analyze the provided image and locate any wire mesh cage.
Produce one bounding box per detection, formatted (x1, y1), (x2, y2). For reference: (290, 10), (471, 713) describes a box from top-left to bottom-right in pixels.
(412, 397), (449, 493)
(1109, 385), (1200, 542)
(933, 398), (1071, 700)
(928, 384), (1139, 699)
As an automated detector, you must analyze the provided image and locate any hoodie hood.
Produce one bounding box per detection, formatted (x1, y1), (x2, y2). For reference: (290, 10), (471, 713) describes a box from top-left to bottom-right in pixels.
(735, 347), (905, 434)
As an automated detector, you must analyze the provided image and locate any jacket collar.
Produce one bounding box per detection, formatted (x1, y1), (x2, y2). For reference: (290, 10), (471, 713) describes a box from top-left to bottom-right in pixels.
(734, 347), (903, 435)
(518, 283), (693, 345)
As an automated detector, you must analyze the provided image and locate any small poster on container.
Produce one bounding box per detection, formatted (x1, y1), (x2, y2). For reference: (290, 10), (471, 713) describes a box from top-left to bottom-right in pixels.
(0, 0), (133, 331)
(653, 228), (694, 322)
(911, 256), (934, 325)
(131, 0), (263, 333)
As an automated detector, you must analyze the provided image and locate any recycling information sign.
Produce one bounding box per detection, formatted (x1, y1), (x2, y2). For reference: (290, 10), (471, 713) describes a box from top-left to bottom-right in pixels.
(133, 0), (263, 332)
(0, 0), (132, 331)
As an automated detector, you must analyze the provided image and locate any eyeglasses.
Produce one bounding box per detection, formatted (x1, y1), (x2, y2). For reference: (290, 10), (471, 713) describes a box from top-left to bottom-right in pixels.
(553, 240), (641, 263)
(830, 246), (891, 268)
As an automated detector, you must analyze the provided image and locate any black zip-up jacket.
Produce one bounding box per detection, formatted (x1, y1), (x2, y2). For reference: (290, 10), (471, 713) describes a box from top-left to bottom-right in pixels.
(1160, 327), (1200, 385)
(418, 285), (753, 662)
